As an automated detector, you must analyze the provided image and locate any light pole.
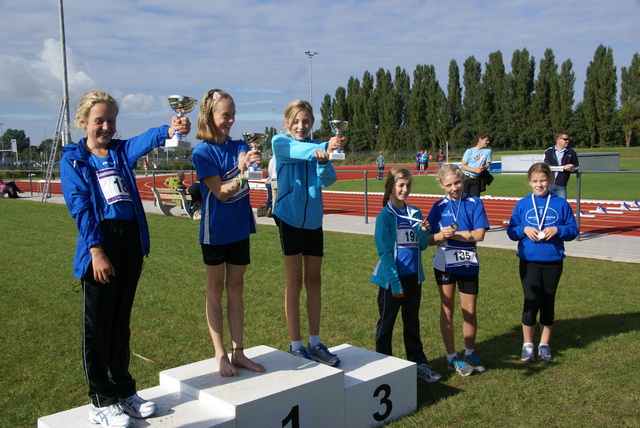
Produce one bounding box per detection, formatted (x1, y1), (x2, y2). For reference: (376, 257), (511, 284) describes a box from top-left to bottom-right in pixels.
(305, 51), (318, 138)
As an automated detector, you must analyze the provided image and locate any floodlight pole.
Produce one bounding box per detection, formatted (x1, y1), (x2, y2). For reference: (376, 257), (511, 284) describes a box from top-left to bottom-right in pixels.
(58, 0), (71, 146)
(305, 51), (318, 139)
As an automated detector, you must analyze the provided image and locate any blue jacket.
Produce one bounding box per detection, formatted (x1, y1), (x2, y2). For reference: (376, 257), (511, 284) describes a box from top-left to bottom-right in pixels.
(272, 134), (337, 229)
(370, 202), (430, 294)
(506, 192), (578, 262)
(60, 125), (169, 278)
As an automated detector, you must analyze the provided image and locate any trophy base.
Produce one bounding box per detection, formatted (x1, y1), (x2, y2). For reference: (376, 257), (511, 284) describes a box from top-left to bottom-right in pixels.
(165, 137), (191, 148)
(245, 170), (264, 180)
(329, 152), (345, 160)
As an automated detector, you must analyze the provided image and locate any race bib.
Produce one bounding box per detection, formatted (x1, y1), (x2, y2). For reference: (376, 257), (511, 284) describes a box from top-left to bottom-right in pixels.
(96, 167), (132, 205)
(396, 225), (419, 248)
(445, 246), (478, 268)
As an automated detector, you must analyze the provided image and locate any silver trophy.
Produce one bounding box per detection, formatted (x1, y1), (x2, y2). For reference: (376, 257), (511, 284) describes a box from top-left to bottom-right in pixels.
(243, 132), (268, 180)
(165, 95), (197, 148)
(329, 120), (348, 160)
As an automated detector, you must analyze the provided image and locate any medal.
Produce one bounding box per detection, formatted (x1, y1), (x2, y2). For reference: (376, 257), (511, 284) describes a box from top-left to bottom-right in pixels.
(421, 225), (428, 232)
(448, 196), (462, 231)
(531, 193), (551, 242)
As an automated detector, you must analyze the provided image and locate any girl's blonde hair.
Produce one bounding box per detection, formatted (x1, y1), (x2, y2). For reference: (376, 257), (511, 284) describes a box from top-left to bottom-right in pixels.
(436, 164), (464, 188)
(527, 162), (553, 182)
(283, 99), (314, 134)
(196, 89), (234, 141)
(382, 166), (412, 206)
(74, 90), (119, 130)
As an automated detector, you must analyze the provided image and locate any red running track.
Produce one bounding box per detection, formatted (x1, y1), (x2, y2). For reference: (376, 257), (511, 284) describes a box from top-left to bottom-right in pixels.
(33, 165), (640, 237)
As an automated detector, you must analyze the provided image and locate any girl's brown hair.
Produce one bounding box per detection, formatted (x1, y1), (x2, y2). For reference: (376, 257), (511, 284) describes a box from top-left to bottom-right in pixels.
(196, 89), (234, 141)
(382, 166), (412, 206)
(527, 162), (553, 182)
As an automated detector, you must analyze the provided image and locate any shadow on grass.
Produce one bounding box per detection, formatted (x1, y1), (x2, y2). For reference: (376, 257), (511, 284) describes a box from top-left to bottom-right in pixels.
(416, 311), (640, 408)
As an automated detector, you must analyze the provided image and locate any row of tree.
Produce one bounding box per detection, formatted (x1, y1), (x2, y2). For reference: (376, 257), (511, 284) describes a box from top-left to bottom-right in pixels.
(311, 45), (640, 152)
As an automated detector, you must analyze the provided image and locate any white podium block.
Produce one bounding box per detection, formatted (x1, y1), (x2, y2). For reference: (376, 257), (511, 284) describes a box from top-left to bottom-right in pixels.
(37, 385), (235, 428)
(329, 344), (417, 427)
(160, 345), (345, 428)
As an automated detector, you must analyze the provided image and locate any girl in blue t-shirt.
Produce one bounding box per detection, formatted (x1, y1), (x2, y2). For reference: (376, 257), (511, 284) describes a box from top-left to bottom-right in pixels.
(370, 167), (442, 382)
(192, 89), (265, 377)
(507, 162), (578, 362)
(427, 164), (490, 376)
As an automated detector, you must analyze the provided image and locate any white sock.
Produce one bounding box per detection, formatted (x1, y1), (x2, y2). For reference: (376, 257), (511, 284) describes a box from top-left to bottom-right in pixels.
(464, 348), (474, 356)
(308, 335), (320, 348)
(447, 353), (458, 362)
(291, 340), (303, 351)
(523, 342), (534, 347)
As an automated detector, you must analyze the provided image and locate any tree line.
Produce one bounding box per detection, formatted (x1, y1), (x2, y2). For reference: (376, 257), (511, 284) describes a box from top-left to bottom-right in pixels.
(312, 45), (640, 152)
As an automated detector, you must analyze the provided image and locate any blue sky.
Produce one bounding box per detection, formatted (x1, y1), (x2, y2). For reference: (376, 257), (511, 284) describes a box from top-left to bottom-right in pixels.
(0, 0), (638, 146)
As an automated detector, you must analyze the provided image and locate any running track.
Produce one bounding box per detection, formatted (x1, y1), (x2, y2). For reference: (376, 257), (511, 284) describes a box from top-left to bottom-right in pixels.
(31, 165), (640, 237)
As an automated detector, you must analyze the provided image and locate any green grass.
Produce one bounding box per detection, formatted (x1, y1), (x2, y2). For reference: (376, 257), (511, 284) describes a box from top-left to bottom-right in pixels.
(1, 200), (639, 427)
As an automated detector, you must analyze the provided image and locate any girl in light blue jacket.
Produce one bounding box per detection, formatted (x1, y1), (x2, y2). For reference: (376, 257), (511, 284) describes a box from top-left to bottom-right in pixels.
(272, 100), (343, 366)
(370, 167), (442, 382)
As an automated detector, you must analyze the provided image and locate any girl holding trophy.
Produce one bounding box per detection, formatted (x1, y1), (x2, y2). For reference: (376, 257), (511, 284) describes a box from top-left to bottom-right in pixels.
(370, 167), (443, 382)
(61, 90), (190, 427)
(192, 89), (265, 377)
(272, 100), (343, 365)
(427, 164), (490, 376)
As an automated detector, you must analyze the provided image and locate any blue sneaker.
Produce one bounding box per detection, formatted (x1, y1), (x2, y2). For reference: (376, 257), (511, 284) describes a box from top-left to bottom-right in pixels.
(289, 345), (313, 361)
(463, 351), (486, 373)
(538, 344), (553, 361)
(307, 343), (341, 366)
(448, 356), (474, 376)
(521, 344), (535, 362)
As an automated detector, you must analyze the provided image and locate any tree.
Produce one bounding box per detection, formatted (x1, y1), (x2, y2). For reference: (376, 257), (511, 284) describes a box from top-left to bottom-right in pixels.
(459, 56), (483, 147)
(583, 45), (619, 147)
(481, 51), (508, 147)
(530, 48), (558, 148)
(446, 59), (462, 145)
(506, 48), (535, 149)
(1, 129), (31, 155)
(620, 53), (640, 146)
(555, 59), (575, 134)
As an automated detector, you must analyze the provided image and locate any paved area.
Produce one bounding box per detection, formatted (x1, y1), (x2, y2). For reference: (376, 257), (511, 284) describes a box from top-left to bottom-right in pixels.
(19, 194), (639, 264)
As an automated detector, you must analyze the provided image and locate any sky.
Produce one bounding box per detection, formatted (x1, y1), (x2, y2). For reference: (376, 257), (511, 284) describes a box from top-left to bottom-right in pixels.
(1, 0), (639, 148)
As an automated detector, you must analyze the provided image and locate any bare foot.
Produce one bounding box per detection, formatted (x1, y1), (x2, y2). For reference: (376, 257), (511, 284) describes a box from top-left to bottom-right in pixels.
(232, 350), (266, 373)
(216, 354), (238, 377)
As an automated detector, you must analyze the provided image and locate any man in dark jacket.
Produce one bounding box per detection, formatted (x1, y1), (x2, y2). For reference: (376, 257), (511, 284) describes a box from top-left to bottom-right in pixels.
(543, 132), (579, 199)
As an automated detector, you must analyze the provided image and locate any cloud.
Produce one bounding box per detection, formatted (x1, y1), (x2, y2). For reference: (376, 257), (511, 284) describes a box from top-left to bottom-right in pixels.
(121, 93), (158, 114)
(0, 38), (95, 108)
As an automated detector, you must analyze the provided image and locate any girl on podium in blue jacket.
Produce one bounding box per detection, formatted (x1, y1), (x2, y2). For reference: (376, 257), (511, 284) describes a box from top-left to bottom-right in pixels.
(507, 162), (578, 363)
(192, 89), (265, 378)
(61, 90), (190, 428)
(272, 99), (343, 366)
(427, 164), (490, 376)
(370, 167), (443, 382)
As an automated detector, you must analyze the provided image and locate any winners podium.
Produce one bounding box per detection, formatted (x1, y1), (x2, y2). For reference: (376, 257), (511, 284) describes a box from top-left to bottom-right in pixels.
(38, 345), (416, 428)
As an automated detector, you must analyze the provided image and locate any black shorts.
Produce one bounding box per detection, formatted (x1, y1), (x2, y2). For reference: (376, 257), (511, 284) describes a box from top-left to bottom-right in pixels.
(433, 268), (479, 295)
(275, 217), (324, 256)
(201, 238), (250, 266)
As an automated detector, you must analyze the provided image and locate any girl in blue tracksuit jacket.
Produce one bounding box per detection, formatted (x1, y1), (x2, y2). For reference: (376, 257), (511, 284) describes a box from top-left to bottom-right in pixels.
(272, 99), (343, 366)
(60, 90), (189, 426)
(370, 167), (442, 382)
(507, 162), (578, 362)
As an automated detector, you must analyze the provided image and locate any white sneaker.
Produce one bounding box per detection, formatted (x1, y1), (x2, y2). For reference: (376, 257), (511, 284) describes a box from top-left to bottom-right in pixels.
(120, 393), (158, 418)
(88, 403), (133, 428)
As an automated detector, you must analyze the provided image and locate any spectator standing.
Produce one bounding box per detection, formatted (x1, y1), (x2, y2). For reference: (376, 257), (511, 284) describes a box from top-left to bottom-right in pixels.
(543, 132), (579, 199)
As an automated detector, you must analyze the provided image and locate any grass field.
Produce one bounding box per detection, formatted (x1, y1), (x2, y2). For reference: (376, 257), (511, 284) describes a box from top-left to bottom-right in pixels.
(1, 200), (639, 427)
